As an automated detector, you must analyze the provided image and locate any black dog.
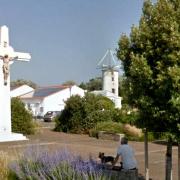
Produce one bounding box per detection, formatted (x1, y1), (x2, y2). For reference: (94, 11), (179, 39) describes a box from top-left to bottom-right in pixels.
(99, 152), (114, 164)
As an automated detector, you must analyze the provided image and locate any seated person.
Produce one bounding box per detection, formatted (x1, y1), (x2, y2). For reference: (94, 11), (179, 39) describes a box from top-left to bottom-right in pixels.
(112, 137), (137, 170)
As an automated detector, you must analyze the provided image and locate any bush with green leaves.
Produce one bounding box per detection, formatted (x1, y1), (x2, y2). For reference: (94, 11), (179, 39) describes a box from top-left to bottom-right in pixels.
(55, 92), (142, 135)
(11, 97), (36, 135)
(55, 93), (115, 133)
(89, 121), (123, 137)
(111, 105), (140, 125)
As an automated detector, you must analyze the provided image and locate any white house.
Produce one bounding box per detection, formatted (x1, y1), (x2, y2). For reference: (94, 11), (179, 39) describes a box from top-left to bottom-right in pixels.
(10, 85), (34, 97)
(19, 85), (85, 117)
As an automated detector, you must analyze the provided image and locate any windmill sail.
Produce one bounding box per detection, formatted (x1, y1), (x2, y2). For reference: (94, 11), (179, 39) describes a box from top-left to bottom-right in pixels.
(97, 49), (120, 71)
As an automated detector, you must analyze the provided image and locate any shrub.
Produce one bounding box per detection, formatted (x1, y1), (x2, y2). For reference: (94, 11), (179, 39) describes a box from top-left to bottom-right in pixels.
(111, 108), (123, 122)
(11, 97), (36, 135)
(55, 93), (115, 133)
(122, 124), (143, 138)
(89, 121), (123, 137)
(0, 151), (9, 180)
(126, 130), (167, 142)
(83, 110), (113, 132)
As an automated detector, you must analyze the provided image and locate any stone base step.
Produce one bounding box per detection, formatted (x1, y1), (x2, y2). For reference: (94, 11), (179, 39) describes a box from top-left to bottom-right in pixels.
(0, 132), (28, 142)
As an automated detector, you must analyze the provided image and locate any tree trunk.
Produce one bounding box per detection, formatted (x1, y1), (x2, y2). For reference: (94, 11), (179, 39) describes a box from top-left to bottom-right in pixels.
(144, 129), (149, 180)
(178, 143), (180, 180)
(165, 138), (173, 180)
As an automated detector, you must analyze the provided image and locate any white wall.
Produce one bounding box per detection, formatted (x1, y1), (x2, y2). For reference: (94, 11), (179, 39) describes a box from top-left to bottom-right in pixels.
(70, 85), (85, 97)
(102, 70), (119, 96)
(43, 85), (85, 115)
(11, 85), (34, 97)
(22, 85), (85, 117)
(21, 98), (43, 117)
(43, 90), (67, 115)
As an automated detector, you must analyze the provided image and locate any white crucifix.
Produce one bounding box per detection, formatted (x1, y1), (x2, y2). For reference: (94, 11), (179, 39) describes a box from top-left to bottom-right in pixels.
(0, 25), (31, 142)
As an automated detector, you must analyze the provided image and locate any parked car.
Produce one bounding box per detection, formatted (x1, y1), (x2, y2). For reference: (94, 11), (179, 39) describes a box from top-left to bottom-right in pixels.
(43, 111), (61, 122)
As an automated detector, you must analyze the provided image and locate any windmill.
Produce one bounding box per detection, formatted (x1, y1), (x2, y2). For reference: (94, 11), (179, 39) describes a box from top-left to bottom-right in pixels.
(97, 49), (120, 96)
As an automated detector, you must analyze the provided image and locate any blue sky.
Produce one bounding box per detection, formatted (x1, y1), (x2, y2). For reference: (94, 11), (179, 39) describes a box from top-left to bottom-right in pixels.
(0, 0), (144, 86)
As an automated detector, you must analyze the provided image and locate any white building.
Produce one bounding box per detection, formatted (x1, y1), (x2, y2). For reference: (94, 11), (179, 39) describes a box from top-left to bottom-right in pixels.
(92, 49), (122, 109)
(19, 85), (85, 117)
(10, 85), (34, 97)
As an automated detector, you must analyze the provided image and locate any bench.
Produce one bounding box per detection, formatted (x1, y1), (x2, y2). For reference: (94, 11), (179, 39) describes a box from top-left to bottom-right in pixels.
(101, 164), (139, 180)
(98, 131), (124, 141)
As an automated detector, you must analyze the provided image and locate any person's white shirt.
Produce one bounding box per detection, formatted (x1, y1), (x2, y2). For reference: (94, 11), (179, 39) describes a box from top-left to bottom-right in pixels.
(117, 144), (137, 170)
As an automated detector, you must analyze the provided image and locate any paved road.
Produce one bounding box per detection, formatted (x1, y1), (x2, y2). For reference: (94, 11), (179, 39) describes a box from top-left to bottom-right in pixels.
(0, 122), (178, 180)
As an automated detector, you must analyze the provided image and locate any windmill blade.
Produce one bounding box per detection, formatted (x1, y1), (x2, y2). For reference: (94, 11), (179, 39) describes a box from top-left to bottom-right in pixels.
(97, 49), (120, 70)
(97, 49), (109, 67)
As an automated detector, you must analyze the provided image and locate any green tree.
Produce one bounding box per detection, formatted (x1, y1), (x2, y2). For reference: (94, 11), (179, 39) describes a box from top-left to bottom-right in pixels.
(11, 79), (37, 89)
(11, 97), (36, 135)
(62, 80), (77, 86)
(118, 76), (132, 104)
(117, 0), (180, 179)
(79, 77), (102, 91)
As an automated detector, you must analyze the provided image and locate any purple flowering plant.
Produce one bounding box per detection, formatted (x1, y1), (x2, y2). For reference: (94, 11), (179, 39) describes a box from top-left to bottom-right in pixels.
(9, 146), (112, 180)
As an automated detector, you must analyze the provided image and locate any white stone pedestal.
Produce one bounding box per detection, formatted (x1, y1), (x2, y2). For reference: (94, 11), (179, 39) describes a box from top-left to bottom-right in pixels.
(0, 132), (27, 142)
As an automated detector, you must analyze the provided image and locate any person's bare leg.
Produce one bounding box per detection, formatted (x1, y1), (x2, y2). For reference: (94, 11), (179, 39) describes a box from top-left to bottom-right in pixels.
(3, 69), (8, 86)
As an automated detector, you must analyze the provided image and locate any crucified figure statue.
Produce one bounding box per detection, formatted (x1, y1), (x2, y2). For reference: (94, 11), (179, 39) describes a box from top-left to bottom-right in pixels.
(0, 54), (18, 85)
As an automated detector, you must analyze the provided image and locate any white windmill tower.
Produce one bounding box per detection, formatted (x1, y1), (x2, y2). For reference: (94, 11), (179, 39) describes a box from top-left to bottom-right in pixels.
(97, 49), (122, 108)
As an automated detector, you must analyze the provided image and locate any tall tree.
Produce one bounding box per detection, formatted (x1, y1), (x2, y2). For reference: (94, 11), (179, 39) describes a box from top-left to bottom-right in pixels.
(79, 77), (102, 91)
(117, 0), (180, 179)
(11, 79), (37, 89)
(62, 80), (76, 86)
(118, 76), (132, 104)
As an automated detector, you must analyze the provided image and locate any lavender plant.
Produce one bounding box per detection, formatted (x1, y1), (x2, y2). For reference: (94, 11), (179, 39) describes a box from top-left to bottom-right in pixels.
(9, 146), (112, 180)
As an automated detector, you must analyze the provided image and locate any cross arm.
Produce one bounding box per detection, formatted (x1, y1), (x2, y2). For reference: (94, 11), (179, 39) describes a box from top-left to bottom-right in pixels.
(0, 46), (31, 61)
(13, 52), (31, 62)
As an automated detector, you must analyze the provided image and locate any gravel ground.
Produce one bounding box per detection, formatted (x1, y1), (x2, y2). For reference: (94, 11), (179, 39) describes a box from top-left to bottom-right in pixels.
(0, 121), (178, 180)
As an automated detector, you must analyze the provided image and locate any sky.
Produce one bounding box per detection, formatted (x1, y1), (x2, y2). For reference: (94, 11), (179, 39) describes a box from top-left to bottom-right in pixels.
(0, 0), (145, 86)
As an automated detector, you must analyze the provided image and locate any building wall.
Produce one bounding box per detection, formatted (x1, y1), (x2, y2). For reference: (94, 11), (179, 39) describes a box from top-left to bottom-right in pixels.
(22, 98), (43, 117)
(11, 85), (34, 97)
(102, 70), (119, 96)
(21, 85), (85, 117)
(70, 85), (85, 97)
(43, 85), (85, 115)
(43, 90), (67, 115)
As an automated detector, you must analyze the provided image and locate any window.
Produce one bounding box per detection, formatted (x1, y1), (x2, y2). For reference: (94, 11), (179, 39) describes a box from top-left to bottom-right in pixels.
(112, 88), (115, 94)
(40, 107), (44, 113)
(27, 103), (31, 110)
(35, 103), (39, 107)
(112, 77), (114, 81)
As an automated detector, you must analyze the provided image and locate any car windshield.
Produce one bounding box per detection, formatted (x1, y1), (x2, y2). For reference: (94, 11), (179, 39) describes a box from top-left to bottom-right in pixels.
(46, 111), (53, 115)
